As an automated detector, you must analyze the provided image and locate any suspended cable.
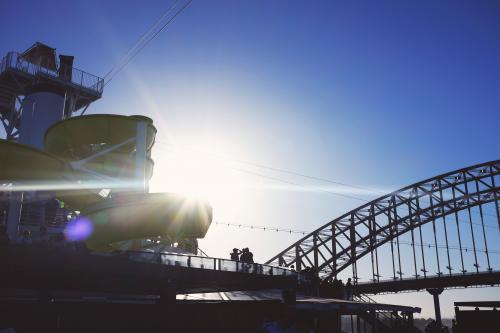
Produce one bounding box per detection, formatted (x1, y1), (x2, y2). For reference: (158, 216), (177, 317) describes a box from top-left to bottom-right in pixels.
(229, 167), (369, 202)
(154, 140), (382, 195)
(103, 0), (182, 80)
(155, 140), (381, 194)
(104, 0), (193, 86)
(153, 143), (500, 220)
(153, 143), (371, 202)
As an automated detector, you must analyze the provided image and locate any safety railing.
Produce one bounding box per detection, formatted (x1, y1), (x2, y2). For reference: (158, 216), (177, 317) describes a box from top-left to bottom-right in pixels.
(0, 52), (104, 95)
(353, 294), (422, 332)
(355, 269), (498, 287)
(127, 250), (297, 277)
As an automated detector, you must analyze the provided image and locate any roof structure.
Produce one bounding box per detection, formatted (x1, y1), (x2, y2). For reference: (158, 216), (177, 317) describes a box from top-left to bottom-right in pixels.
(19, 42), (57, 71)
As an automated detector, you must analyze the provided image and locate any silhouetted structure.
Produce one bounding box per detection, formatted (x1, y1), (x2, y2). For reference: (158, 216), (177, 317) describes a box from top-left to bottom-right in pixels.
(267, 160), (500, 297)
(453, 301), (500, 333)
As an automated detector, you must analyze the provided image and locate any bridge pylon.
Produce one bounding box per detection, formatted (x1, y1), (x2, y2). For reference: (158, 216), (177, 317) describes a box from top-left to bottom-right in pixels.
(427, 287), (444, 329)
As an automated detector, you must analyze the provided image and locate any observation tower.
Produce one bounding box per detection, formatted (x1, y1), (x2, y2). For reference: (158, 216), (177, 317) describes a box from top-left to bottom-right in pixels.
(0, 42), (103, 145)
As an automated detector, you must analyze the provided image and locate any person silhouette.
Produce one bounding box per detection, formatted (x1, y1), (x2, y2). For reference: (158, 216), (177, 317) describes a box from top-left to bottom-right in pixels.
(345, 278), (353, 300)
(246, 248), (254, 264)
(230, 248), (241, 261)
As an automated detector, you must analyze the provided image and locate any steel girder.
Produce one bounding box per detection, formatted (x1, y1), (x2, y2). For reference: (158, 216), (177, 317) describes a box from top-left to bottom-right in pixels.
(265, 160), (500, 281)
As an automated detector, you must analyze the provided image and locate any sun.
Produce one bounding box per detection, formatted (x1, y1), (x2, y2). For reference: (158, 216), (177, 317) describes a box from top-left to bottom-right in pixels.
(148, 143), (244, 215)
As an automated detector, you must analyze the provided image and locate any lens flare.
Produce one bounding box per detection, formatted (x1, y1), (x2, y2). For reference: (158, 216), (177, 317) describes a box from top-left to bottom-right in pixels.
(64, 217), (93, 241)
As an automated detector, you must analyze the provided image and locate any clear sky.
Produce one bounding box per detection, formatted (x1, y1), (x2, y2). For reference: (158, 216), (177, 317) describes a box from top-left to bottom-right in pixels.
(2, 0), (500, 318)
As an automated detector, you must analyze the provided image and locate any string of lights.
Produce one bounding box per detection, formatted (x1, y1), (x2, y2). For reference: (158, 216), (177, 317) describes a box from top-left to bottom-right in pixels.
(214, 221), (500, 254)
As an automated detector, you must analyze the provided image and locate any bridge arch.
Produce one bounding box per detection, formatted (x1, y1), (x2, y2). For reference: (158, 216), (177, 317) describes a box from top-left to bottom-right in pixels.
(266, 160), (499, 282)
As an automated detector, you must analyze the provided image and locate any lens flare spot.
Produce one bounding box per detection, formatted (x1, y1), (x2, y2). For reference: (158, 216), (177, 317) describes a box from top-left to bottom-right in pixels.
(65, 217), (93, 241)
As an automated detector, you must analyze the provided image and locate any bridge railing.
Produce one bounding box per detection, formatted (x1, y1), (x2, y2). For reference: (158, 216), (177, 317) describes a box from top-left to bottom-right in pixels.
(1, 52), (104, 95)
(127, 250), (297, 277)
(355, 269), (498, 286)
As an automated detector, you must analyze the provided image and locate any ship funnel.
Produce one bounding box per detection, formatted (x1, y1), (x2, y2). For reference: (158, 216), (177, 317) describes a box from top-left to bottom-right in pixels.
(58, 55), (74, 81)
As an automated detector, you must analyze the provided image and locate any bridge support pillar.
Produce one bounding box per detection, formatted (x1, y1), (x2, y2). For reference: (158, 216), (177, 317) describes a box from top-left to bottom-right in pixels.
(427, 288), (444, 329)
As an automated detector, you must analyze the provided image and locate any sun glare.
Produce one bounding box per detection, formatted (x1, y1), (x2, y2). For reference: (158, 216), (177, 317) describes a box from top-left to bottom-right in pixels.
(149, 144), (244, 216)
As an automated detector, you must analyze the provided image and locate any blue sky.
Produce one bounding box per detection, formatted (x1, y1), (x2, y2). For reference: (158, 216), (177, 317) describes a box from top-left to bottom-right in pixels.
(2, 0), (500, 317)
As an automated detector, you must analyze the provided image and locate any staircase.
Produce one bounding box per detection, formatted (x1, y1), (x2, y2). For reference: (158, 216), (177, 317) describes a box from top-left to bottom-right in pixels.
(354, 294), (423, 333)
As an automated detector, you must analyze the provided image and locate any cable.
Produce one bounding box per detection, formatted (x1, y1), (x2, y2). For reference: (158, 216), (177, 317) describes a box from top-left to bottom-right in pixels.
(154, 140), (382, 195)
(153, 144), (500, 220)
(103, 0), (182, 80)
(229, 167), (370, 202)
(154, 143), (500, 219)
(104, 0), (193, 86)
(153, 143), (372, 202)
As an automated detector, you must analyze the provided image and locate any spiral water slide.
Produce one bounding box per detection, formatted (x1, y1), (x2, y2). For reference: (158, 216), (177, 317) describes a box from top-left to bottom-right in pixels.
(0, 114), (212, 250)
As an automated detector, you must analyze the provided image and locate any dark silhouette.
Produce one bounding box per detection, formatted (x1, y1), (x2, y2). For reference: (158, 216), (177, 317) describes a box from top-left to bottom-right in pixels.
(338, 279), (345, 299)
(345, 278), (353, 300)
(247, 249), (254, 264)
(240, 248), (254, 264)
(230, 248), (241, 261)
(300, 267), (317, 295)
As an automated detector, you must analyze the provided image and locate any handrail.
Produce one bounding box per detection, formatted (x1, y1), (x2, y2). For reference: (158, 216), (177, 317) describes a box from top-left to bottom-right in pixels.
(126, 250), (297, 277)
(356, 270), (498, 285)
(0, 52), (104, 95)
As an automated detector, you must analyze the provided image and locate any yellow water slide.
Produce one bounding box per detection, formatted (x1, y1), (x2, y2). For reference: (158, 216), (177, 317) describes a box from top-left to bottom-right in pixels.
(80, 193), (211, 251)
(44, 114), (157, 209)
(0, 139), (69, 182)
(0, 114), (212, 250)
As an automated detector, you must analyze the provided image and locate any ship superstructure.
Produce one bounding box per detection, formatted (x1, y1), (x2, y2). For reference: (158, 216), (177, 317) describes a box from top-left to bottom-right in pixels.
(0, 42), (211, 250)
(0, 42), (421, 333)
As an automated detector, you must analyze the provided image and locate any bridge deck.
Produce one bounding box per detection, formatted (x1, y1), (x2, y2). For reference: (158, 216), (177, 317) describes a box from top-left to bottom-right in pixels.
(355, 271), (500, 294)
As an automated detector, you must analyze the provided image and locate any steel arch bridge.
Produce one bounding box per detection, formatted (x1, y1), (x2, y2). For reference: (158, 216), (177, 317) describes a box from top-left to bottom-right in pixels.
(266, 160), (500, 289)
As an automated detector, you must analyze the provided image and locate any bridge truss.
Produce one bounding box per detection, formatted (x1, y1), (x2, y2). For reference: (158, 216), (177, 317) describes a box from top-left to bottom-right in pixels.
(266, 160), (500, 287)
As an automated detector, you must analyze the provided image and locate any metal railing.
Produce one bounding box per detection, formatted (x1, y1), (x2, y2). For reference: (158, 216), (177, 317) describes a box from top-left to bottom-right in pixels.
(127, 250), (297, 277)
(0, 52), (104, 95)
(354, 294), (422, 332)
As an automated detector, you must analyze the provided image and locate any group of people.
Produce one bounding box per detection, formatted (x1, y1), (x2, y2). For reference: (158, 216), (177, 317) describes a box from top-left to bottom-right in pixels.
(296, 266), (320, 295)
(319, 277), (353, 300)
(293, 265), (354, 300)
(230, 247), (254, 263)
